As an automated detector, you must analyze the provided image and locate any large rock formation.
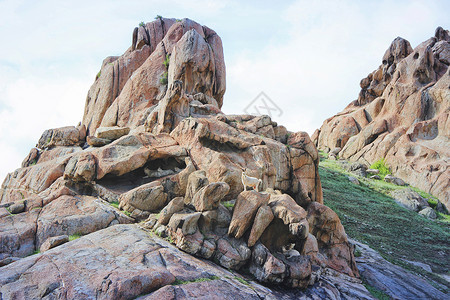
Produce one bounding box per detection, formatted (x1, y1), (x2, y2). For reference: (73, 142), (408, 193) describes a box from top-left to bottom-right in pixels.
(1, 17), (366, 298)
(314, 27), (450, 209)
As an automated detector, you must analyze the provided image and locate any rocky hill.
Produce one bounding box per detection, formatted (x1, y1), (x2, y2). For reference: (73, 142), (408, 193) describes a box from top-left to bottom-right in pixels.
(0, 18), (371, 299)
(313, 27), (450, 209)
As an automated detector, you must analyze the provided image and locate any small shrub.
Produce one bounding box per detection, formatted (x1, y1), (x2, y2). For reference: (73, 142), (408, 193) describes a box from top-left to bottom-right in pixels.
(370, 158), (391, 178)
(96, 71), (101, 80)
(354, 248), (362, 257)
(139, 21), (145, 27)
(159, 71), (168, 85)
(176, 19), (182, 22)
(110, 201), (119, 209)
(124, 211), (132, 217)
(163, 53), (170, 69)
(155, 15), (163, 20)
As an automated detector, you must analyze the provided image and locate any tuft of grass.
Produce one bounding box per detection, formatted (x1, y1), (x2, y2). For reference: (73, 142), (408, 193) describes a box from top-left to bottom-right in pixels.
(171, 275), (220, 285)
(159, 71), (168, 85)
(110, 201), (119, 209)
(362, 279), (390, 300)
(124, 211), (132, 217)
(319, 159), (450, 292)
(163, 53), (170, 69)
(69, 234), (81, 241)
(96, 71), (101, 79)
(139, 21), (145, 27)
(222, 201), (235, 209)
(370, 158), (391, 178)
(234, 276), (250, 286)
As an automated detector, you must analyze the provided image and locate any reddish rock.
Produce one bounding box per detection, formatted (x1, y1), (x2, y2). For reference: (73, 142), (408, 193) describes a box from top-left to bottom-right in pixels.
(228, 191), (270, 239)
(316, 28), (450, 209)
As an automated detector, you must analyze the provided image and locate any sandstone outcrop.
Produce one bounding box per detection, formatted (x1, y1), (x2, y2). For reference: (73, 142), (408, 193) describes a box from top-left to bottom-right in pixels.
(315, 27), (450, 209)
(0, 17), (368, 298)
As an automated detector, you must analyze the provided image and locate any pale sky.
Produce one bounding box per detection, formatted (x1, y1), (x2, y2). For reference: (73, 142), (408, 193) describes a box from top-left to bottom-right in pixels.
(0, 0), (449, 181)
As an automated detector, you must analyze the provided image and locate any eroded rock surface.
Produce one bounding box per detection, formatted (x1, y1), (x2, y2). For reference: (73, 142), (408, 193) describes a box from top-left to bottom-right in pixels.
(315, 27), (450, 209)
(0, 17), (375, 299)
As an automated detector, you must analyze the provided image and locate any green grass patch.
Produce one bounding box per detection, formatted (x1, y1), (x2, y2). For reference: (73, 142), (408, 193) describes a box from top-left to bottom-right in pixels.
(370, 158), (391, 178)
(69, 234), (81, 241)
(362, 279), (390, 300)
(110, 201), (119, 209)
(171, 275), (220, 285)
(319, 160), (450, 291)
(222, 201), (235, 209)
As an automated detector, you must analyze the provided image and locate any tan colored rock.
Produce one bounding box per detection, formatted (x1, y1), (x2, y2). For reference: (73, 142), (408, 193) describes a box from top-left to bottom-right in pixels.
(168, 212), (201, 235)
(191, 182), (230, 212)
(94, 126), (130, 140)
(86, 135), (112, 147)
(268, 193), (307, 224)
(37, 126), (80, 149)
(185, 170), (209, 205)
(39, 235), (69, 252)
(64, 152), (96, 182)
(36, 195), (132, 247)
(158, 197), (184, 225)
(307, 202), (358, 277)
(248, 205), (274, 247)
(0, 156), (71, 204)
(228, 191), (269, 239)
(21, 148), (40, 168)
(214, 237), (251, 270)
(119, 182), (167, 213)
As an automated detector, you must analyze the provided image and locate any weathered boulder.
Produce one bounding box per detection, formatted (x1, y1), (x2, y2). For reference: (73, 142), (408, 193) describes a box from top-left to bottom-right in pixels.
(184, 170), (209, 205)
(95, 126), (130, 140)
(39, 235), (69, 252)
(418, 207), (437, 219)
(158, 196), (184, 225)
(119, 182), (168, 213)
(36, 195), (132, 247)
(315, 27), (450, 209)
(214, 236), (251, 270)
(86, 135), (112, 147)
(0, 209), (40, 260)
(167, 211), (201, 235)
(37, 126), (81, 149)
(384, 174), (406, 186)
(228, 191), (270, 239)
(248, 205), (274, 247)
(307, 202), (359, 277)
(191, 182), (230, 212)
(390, 188), (429, 212)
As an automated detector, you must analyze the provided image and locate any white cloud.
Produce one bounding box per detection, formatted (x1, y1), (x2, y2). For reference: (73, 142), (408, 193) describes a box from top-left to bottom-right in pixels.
(223, 0), (450, 134)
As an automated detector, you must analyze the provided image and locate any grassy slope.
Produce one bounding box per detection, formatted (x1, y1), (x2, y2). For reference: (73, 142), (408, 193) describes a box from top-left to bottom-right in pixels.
(318, 155), (450, 292)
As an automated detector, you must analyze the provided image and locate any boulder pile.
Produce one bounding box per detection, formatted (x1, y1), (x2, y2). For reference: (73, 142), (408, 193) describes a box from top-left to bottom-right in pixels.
(1, 18), (362, 298)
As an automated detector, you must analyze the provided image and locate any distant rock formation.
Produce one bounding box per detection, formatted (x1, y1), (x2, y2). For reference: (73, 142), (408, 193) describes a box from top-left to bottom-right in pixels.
(0, 18), (364, 298)
(314, 27), (450, 209)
